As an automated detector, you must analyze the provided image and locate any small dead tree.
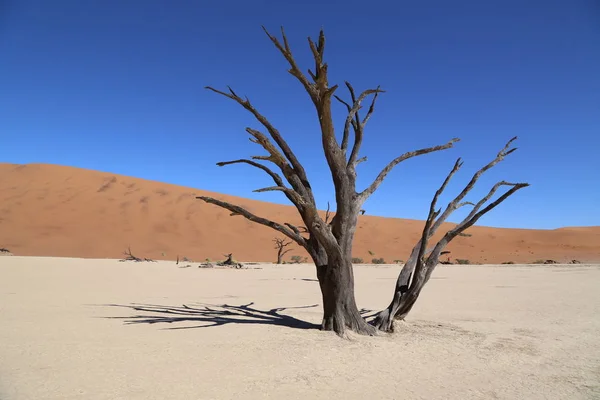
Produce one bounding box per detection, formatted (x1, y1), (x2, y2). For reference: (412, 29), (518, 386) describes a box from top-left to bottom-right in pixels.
(217, 253), (244, 268)
(119, 247), (155, 262)
(221, 253), (234, 265)
(273, 237), (293, 264)
(196, 27), (529, 336)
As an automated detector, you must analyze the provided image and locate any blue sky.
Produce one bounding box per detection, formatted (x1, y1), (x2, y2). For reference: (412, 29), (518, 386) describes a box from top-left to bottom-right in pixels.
(1, 0), (599, 229)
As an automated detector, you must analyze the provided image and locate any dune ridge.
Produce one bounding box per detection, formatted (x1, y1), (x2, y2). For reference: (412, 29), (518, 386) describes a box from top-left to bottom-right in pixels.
(1, 162), (599, 263)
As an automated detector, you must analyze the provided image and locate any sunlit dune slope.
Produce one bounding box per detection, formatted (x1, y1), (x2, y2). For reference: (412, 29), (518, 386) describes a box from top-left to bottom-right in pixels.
(1, 163), (599, 263)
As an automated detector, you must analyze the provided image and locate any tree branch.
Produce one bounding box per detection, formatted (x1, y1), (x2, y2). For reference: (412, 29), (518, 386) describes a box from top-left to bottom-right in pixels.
(307, 33), (327, 87)
(215, 156), (307, 210)
(337, 84), (383, 152)
(196, 196), (307, 247)
(204, 86), (310, 187)
(243, 127), (316, 205)
(425, 136), (521, 239)
(324, 201), (332, 224)
(356, 156), (368, 165)
(284, 223), (308, 235)
(411, 159), (462, 286)
(216, 159), (284, 187)
(422, 181), (529, 280)
(443, 182), (529, 243)
(417, 138), (528, 266)
(334, 82), (384, 167)
(393, 138), (526, 299)
(253, 186), (306, 206)
(358, 138), (460, 202)
(262, 26), (316, 100)
(348, 86), (382, 167)
(375, 140), (528, 325)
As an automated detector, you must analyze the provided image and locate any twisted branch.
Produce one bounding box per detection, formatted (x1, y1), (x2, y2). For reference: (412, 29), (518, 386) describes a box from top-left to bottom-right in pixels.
(358, 138), (460, 202)
(196, 196), (307, 247)
(205, 86), (309, 188)
(406, 138), (528, 290)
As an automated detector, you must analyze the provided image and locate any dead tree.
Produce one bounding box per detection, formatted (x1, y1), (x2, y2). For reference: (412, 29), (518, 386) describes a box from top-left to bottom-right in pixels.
(196, 27), (529, 336)
(217, 253), (244, 268)
(221, 253), (234, 265)
(273, 237), (293, 264)
(119, 247), (155, 262)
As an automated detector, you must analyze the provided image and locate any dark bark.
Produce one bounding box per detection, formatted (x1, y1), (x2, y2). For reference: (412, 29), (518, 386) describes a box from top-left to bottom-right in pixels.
(316, 259), (376, 336)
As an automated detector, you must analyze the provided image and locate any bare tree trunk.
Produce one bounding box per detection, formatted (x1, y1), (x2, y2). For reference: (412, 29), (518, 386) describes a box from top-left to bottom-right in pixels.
(372, 278), (423, 332)
(373, 286), (424, 332)
(305, 241), (374, 336)
(372, 248), (418, 331)
(316, 259), (376, 336)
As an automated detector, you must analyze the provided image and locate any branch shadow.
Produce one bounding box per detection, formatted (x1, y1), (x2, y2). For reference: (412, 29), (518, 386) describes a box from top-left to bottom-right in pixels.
(101, 302), (320, 330)
(360, 308), (378, 322)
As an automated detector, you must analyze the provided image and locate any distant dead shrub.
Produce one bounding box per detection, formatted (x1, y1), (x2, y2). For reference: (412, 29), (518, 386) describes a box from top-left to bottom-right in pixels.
(456, 259), (471, 265)
(501, 261), (515, 264)
(533, 259), (558, 265)
(119, 247), (155, 262)
(372, 258), (386, 264)
(290, 255), (308, 264)
(352, 257), (364, 264)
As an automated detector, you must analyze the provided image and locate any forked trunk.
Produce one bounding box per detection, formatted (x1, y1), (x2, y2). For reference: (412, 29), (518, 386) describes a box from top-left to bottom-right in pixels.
(372, 286), (422, 332)
(315, 259), (376, 336)
(373, 255), (433, 332)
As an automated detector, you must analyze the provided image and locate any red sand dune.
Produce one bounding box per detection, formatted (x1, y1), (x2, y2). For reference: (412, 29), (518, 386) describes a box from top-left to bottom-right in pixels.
(1, 163), (599, 263)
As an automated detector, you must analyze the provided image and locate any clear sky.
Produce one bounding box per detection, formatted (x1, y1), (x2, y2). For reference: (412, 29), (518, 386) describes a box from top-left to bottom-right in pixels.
(1, 0), (599, 229)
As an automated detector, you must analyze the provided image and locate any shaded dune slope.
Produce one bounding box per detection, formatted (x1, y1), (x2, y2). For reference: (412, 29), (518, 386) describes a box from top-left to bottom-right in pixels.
(1, 163), (599, 263)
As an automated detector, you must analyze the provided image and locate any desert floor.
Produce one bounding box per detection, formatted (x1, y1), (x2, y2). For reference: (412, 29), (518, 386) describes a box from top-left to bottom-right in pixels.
(1, 257), (599, 400)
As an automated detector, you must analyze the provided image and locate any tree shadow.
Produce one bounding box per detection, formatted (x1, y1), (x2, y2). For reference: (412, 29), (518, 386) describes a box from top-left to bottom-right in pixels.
(101, 302), (320, 330)
(359, 308), (378, 322)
